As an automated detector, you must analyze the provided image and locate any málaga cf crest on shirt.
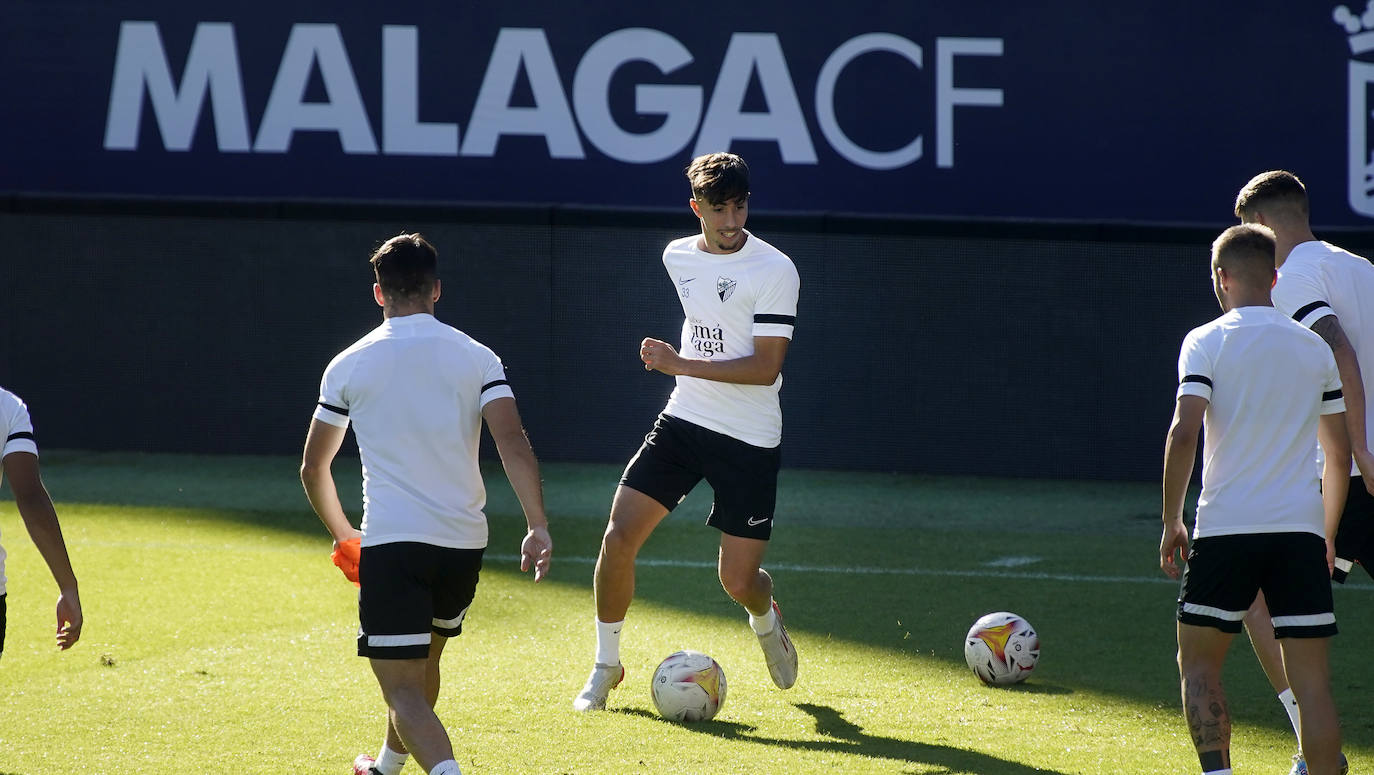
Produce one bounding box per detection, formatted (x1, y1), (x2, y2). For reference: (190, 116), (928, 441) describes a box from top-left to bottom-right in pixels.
(658, 231), (799, 448)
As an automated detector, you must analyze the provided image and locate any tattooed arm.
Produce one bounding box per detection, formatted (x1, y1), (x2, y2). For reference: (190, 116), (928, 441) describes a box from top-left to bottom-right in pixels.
(1311, 314), (1374, 491)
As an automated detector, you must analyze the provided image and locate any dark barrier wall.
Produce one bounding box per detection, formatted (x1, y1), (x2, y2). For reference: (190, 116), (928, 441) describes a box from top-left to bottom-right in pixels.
(10, 4), (1374, 481)
(4, 1), (1374, 225)
(4, 204), (1326, 481)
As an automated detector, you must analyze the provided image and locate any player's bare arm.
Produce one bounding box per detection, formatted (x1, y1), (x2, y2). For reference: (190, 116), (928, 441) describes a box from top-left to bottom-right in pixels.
(640, 336), (789, 385)
(3, 450), (82, 649)
(1311, 313), (1374, 492)
(1160, 395), (1205, 579)
(300, 418), (362, 547)
(1317, 411), (1352, 573)
(482, 396), (552, 582)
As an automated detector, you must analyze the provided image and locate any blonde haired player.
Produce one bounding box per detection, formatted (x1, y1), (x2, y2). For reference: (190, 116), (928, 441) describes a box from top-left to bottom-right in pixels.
(1161, 224), (1347, 775)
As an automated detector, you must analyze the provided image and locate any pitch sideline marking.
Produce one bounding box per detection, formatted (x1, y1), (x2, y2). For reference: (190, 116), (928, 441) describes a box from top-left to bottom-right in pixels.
(983, 556), (1042, 568)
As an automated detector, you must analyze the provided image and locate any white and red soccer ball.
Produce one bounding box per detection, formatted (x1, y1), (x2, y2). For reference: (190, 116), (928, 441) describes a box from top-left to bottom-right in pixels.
(651, 650), (727, 722)
(964, 611), (1040, 685)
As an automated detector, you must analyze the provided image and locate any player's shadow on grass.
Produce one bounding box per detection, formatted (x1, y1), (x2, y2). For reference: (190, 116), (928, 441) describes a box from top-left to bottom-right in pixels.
(616, 703), (1071, 775)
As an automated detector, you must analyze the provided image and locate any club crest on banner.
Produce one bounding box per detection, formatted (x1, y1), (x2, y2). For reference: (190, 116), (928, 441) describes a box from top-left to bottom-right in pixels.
(1337, 3), (1374, 217)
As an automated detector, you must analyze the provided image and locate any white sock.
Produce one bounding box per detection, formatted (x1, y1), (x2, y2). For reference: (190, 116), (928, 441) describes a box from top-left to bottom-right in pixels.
(749, 601), (777, 635)
(1278, 688), (1302, 749)
(595, 619), (623, 665)
(374, 744), (408, 775)
(1202, 769), (1232, 775)
(429, 759), (462, 775)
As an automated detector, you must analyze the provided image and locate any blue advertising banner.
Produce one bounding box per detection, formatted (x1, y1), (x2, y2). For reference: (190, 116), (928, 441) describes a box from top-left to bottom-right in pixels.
(1, 1), (1368, 225)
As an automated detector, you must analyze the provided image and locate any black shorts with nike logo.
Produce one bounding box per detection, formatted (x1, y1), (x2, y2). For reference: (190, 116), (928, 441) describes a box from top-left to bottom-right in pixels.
(620, 413), (781, 540)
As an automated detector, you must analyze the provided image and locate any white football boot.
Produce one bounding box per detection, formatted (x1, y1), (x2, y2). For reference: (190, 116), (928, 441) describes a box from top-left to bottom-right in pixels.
(572, 662), (625, 711)
(756, 600), (798, 689)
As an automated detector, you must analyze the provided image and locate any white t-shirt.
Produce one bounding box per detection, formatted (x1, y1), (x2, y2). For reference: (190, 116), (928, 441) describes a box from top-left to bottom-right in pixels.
(1176, 306), (1344, 538)
(660, 231), (799, 448)
(313, 314), (515, 549)
(0, 387), (40, 596)
(1272, 240), (1374, 475)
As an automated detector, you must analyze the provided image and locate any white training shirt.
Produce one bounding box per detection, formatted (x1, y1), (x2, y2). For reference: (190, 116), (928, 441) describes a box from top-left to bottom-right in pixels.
(1176, 306), (1344, 538)
(0, 387), (40, 596)
(1272, 240), (1374, 476)
(312, 314), (515, 549)
(660, 231), (799, 448)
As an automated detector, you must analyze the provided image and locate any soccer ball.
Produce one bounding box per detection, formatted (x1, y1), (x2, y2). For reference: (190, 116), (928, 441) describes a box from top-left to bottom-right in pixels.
(650, 650), (727, 722)
(964, 611), (1039, 686)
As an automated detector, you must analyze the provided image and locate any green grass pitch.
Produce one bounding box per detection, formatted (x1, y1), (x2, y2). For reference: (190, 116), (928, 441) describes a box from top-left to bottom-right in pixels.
(0, 452), (1370, 773)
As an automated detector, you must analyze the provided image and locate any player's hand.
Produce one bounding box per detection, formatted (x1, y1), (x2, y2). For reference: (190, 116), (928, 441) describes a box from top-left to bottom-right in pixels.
(1159, 519), (1189, 580)
(331, 533), (362, 586)
(1355, 448), (1374, 494)
(640, 338), (682, 375)
(1327, 536), (1337, 576)
(520, 525), (552, 582)
(55, 588), (82, 650)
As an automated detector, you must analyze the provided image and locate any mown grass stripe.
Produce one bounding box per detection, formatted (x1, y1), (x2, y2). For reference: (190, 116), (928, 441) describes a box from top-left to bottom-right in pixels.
(486, 554), (1374, 591)
(68, 539), (1374, 591)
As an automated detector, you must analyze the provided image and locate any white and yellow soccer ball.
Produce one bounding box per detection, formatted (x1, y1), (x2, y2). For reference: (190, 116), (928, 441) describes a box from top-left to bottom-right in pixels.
(650, 650), (727, 722)
(964, 611), (1040, 686)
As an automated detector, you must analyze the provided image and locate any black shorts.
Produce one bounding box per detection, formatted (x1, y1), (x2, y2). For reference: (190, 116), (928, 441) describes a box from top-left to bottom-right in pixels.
(1, 594), (6, 658)
(620, 413), (782, 540)
(1177, 532), (1336, 639)
(1333, 476), (1374, 583)
(357, 542), (484, 660)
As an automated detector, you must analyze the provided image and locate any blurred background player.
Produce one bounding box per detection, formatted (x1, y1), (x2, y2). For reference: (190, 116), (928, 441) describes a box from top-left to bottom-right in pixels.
(573, 152), (801, 711)
(1234, 170), (1371, 774)
(1160, 224), (1347, 775)
(301, 233), (552, 775)
(0, 386), (82, 658)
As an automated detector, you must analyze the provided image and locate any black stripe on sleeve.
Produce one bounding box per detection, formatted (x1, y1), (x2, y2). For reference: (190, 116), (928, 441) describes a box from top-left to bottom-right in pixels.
(1324, 389), (1344, 402)
(6, 431), (34, 442)
(754, 314), (796, 326)
(1181, 374), (1213, 388)
(318, 401), (349, 416)
(481, 379), (510, 393)
(1293, 300), (1332, 322)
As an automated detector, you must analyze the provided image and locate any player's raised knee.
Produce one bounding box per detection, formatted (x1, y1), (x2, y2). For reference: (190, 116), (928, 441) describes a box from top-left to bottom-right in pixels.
(717, 568), (759, 604)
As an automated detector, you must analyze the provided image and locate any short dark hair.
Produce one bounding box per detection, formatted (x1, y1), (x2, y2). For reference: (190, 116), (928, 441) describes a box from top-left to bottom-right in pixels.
(1234, 170), (1309, 220)
(1211, 223), (1277, 286)
(370, 233), (437, 301)
(686, 152), (749, 205)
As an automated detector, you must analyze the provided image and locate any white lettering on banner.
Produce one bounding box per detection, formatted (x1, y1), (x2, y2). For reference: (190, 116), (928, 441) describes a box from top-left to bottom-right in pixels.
(255, 24), (376, 153)
(572, 28), (702, 164)
(936, 37), (1003, 169)
(462, 28), (585, 158)
(693, 33), (817, 163)
(816, 33), (923, 170)
(104, 22), (251, 151)
(383, 26), (458, 156)
(102, 22), (1005, 171)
